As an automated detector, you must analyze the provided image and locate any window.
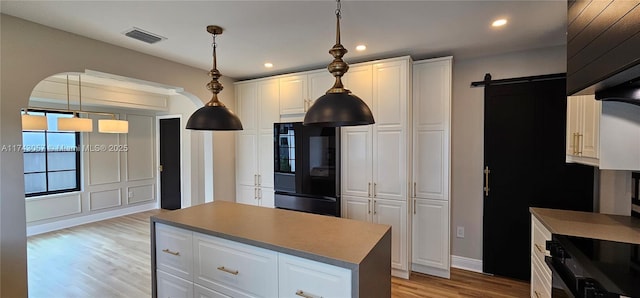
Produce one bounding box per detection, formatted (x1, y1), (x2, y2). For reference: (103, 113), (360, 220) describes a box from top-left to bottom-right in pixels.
(23, 110), (81, 197)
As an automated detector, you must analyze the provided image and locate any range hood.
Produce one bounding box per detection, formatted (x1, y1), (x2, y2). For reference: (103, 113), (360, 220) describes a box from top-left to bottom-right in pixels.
(595, 74), (640, 106)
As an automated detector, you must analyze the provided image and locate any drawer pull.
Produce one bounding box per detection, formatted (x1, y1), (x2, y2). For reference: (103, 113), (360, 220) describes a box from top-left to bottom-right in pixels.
(162, 249), (180, 256)
(217, 266), (239, 275)
(295, 290), (322, 298)
(534, 243), (544, 254)
(534, 290), (541, 298)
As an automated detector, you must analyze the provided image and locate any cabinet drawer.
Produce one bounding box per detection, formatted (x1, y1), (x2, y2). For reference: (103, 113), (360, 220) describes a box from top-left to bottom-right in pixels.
(194, 284), (232, 298)
(279, 253), (351, 298)
(531, 217), (551, 267)
(156, 270), (193, 298)
(193, 233), (278, 298)
(155, 223), (194, 281)
(530, 257), (551, 298)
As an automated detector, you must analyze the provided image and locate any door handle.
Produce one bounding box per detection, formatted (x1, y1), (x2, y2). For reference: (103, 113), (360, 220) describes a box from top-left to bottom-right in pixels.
(483, 166), (490, 197)
(159, 165), (163, 172)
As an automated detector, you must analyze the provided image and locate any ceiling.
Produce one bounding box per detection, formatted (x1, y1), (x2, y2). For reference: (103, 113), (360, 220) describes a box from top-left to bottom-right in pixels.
(1, 0), (567, 81)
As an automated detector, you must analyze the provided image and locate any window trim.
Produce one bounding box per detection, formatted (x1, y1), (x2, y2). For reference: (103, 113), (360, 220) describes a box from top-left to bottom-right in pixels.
(23, 110), (81, 197)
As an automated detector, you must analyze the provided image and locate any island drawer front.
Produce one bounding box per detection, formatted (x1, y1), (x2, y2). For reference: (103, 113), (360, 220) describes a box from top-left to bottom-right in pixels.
(278, 253), (351, 298)
(156, 223), (194, 281)
(156, 270), (194, 298)
(531, 216), (551, 271)
(194, 284), (232, 298)
(530, 257), (551, 298)
(193, 232), (279, 298)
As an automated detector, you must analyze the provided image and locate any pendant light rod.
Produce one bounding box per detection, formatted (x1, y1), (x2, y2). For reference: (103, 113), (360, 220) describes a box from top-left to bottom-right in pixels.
(205, 25), (224, 108)
(335, 0), (341, 45)
(78, 74), (83, 113)
(66, 75), (71, 111)
(327, 0), (348, 94)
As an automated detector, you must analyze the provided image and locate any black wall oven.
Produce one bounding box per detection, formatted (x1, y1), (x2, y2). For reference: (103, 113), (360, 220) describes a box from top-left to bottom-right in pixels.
(273, 122), (340, 216)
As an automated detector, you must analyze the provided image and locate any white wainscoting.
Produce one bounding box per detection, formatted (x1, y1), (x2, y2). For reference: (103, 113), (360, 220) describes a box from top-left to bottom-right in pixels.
(128, 184), (155, 204)
(89, 189), (122, 211)
(127, 114), (155, 181)
(25, 193), (82, 222)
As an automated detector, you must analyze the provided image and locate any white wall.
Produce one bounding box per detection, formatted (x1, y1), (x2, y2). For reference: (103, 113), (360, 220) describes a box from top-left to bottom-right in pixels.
(451, 46), (567, 260)
(0, 14), (236, 296)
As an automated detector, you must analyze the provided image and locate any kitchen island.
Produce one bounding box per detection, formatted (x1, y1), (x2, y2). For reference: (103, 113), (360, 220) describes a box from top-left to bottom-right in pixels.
(151, 201), (391, 298)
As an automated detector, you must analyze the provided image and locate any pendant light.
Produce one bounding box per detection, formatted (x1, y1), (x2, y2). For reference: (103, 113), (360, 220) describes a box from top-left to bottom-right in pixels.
(303, 0), (374, 127)
(99, 117), (129, 133)
(21, 110), (48, 131)
(186, 26), (242, 131)
(58, 75), (93, 132)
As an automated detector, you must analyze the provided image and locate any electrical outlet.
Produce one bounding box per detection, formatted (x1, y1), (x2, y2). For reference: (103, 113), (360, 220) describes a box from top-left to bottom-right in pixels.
(128, 191), (134, 198)
(456, 226), (465, 238)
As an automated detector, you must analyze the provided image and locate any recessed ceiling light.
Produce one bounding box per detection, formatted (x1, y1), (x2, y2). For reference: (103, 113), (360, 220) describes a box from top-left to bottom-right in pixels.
(264, 62), (273, 68)
(492, 19), (508, 27)
(356, 45), (367, 51)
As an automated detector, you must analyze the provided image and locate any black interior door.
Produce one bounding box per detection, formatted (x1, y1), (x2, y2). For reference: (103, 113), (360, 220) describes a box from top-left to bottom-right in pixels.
(160, 118), (181, 210)
(483, 77), (594, 281)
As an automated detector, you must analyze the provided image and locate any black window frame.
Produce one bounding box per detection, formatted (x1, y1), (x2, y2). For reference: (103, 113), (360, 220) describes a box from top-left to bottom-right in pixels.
(23, 110), (81, 197)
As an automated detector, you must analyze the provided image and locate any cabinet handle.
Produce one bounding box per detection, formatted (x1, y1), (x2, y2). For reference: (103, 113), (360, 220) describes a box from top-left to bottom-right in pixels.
(162, 249), (180, 256)
(483, 166), (490, 197)
(217, 266), (239, 275)
(534, 290), (541, 298)
(373, 183), (377, 198)
(534, 243), (544, 254)
(368, 199), (371, 214)
(254, 174), (257, 186)
(578, 133), (583, 155)
(373, 200), (377, 215)
(295, 290), (321, 298)
(413, 198), (416, 215)
(413, 182), (417, 198)
(258, 188), (262, 200)
(255, 188), (258, 200)
(258, 174), (262, 186)
(368, 182), (371, 198)
(573, 133), (579, 155)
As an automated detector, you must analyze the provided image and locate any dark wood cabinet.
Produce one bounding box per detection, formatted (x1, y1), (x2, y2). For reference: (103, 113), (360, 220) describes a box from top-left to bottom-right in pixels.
(567, 0), (640, 95)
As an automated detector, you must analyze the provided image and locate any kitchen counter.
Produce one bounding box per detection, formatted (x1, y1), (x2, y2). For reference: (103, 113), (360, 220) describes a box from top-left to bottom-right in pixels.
(151, 201), (391, 297)
(530, 207), (640, 244)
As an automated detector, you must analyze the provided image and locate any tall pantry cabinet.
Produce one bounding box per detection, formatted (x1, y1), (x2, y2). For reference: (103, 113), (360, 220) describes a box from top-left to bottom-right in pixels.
(341, 56), (411, 278)
(235, 78), (280, 207)
(410, 57), (452, 278)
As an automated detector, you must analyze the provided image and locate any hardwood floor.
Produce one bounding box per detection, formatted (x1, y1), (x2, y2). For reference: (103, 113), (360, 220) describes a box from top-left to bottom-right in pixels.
(27, 210), (529, 297)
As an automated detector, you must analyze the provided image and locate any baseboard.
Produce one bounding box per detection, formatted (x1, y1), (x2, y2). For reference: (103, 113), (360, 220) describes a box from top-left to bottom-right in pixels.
(411, 263), (451, 279)
(27, 202), (157, 236)
(451, 255), (483, 273)
(392, 268), (410, 279)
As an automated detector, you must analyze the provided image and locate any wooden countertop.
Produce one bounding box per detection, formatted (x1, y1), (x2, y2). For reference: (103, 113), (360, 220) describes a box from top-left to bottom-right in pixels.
(530, 207), (640, 244)
(151, 201), (391, 269)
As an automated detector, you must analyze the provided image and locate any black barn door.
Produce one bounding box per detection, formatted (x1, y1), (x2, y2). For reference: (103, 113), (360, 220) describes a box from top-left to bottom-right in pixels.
(159, 118), (181, 210)
(482, 77), (593, 281)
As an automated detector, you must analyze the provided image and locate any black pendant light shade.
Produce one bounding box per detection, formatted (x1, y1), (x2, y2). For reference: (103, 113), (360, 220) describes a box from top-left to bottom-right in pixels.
(303, 92), (374, 127)
(186, 104), (242, 130)
(186, 25), (243, 131)
(303, 0), (374, 127)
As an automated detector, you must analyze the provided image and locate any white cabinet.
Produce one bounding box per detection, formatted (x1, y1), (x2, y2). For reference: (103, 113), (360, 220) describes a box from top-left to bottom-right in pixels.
(531, 216), (552, 298)
(279, 70), (334, 116)
(341, 57), (411, 278)
(278, 253), (351, 298)
(410, 57), (452, 279)
(154, 224), (353, 298)
(236, 78), (279, 208)
(566, 94), (600, 166)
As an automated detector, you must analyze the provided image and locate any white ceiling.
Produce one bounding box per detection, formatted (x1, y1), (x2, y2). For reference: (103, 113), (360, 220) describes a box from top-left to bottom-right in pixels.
(1, 0), (567, 81)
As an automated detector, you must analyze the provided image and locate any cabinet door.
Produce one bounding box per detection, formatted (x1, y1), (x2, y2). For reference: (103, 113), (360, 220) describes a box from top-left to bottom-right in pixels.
(257, 133), (274, 189)
(373, 127), (406, 201)
(280, 75), (307, 115)
(307, 70), (334, 110)
(257, 78), (280, 134)
(258, 187), (275, 208)
(341, 195), (371, 222)
(236, 83), (258, 134)
(155, 223), (194, 281)
(580, 95), (600, 159)
(236, 184), (258, 206)
(278, 253), (351, 298)
(343, 64), (373, 109)
(341, 126), (373, 198)
(156, 270), (193, 298)
(566, 95), (581, 156)
(412, 199), (449, 273)
(194, 284), (232, 298)
(413, 130), (445, 200)
(373, 198), (407, 271)
(236, 134), (257, 187)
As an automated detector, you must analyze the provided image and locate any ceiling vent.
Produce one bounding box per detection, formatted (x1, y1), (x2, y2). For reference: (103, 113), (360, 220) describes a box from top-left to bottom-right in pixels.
(123, 27), (166, 44)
